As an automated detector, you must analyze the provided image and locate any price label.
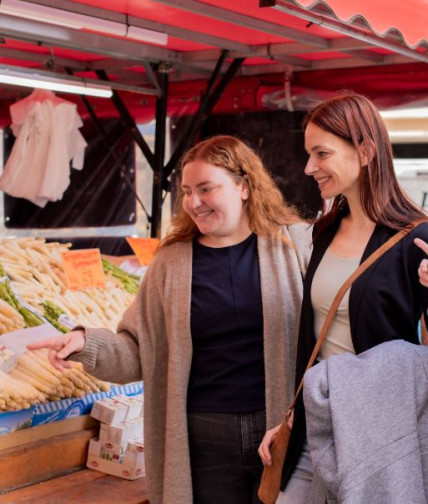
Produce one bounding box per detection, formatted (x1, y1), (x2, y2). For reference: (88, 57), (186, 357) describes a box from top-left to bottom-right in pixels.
(61, 249), (106, 290)
(126, 237), (160, 266)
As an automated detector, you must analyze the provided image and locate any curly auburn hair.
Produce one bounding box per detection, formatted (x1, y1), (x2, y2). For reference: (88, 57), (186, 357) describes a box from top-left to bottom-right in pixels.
(159, 135), (301, 249)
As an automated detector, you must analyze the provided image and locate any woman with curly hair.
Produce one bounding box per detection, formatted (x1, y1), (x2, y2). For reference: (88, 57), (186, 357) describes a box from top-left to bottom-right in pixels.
(29, 135), (312, 504)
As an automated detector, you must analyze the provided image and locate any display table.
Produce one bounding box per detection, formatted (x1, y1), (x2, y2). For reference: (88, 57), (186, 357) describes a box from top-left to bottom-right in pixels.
(0, 469), (149, 504)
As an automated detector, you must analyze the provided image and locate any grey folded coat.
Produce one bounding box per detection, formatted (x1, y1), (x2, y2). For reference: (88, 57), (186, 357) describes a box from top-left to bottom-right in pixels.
(304, 340), (428, 504)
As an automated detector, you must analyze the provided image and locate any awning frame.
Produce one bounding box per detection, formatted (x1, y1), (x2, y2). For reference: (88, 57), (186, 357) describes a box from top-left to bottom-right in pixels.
(263, 0), (428, 64)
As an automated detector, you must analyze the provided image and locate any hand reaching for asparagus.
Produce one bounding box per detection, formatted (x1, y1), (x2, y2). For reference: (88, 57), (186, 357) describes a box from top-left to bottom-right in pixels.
(27, 330), (86, 371)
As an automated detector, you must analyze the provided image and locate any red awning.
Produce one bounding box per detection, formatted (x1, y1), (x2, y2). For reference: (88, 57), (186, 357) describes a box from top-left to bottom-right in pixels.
(0, 0), (427, 122)
(290, 0), (428, 48)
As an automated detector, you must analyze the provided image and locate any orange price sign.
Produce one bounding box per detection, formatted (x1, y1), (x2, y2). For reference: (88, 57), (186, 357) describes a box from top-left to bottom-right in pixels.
(61, 249), (106, 291)
(126, 237), (160, 266)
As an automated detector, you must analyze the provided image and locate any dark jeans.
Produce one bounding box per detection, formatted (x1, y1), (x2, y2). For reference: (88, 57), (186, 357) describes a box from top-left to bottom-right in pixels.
(187, 410), (266, 504)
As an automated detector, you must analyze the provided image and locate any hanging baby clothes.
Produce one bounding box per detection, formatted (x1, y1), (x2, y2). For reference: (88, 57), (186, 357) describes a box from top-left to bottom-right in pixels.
(0, 89), (87, 208)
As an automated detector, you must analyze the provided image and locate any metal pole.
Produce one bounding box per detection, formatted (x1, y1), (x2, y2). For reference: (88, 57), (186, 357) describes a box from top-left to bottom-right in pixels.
(151, 63), (169, 237)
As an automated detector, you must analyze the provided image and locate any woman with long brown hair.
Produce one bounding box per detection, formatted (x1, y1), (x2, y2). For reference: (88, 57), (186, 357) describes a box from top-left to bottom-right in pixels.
(259, 93), (428, 503)
(29, 135), (312, 504)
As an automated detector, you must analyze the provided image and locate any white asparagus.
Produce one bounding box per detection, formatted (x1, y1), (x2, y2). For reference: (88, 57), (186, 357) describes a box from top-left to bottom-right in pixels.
(17, 353), (61, 385)
(13, 365), (56, 395)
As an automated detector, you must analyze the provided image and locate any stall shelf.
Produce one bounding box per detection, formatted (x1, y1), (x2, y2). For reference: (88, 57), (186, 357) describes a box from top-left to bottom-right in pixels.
(0, 468), (149, 504)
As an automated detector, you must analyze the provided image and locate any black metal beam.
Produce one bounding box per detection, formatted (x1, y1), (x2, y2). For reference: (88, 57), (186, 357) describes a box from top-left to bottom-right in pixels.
(80, 98), (151, 222)
(151, 66), (169, 238)
(163, 55), (245, 183)
(66, 67), (151, 221)
(163, 50), (228, 184)
(95, 69), (156, 170)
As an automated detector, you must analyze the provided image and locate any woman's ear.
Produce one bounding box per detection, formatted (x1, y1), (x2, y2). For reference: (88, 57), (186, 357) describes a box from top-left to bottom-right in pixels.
(241, 175), (250, 201)
(360, 140), (375, 166)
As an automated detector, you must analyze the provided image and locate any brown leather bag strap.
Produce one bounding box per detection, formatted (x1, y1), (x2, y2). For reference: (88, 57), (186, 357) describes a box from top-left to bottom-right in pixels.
(287, 221), (422, 417)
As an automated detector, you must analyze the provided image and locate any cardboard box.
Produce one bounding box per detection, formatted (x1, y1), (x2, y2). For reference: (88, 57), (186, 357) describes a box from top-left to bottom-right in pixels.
(88, 438), (123, 462)
(127, 417), (144, 441)
(87, 448), (145, 480)
(113, 394), (143, 420)
(127, 440), (144, 453)
(86, 388), (145, 481)
(99, 421), (136, 446)
(91, 398), (128, 425)
(123, 449), (144, 468)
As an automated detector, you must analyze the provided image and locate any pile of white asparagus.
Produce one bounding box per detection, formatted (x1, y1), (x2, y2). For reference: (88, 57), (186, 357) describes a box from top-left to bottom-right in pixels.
(2, 349), (110, 411)
(0, 237), (138, 411)
(0, 237), (135, 331)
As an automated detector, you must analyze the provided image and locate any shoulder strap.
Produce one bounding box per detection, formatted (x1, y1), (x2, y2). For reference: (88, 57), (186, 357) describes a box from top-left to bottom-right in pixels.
(287, 221), (421, 418)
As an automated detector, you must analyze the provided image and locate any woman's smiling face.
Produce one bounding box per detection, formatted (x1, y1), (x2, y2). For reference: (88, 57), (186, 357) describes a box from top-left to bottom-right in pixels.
(304, 121), (362, 201)
(181, 160), (250, 247)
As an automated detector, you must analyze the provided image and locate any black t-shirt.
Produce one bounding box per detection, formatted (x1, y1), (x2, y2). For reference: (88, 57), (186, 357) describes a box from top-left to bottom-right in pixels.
(187, 233), (265, 413)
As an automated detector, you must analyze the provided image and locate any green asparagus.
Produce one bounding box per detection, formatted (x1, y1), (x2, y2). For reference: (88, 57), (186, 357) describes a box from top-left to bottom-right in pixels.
(0, 279), (44, 328)
(102, 258), (140, 295)
(41, 301), (70, 333)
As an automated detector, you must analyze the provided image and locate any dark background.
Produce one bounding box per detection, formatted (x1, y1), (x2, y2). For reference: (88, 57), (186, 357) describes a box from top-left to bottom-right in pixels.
(171, 110), (323, 219)
(3, 111), (424, 253)
(3, 118), (137, 229)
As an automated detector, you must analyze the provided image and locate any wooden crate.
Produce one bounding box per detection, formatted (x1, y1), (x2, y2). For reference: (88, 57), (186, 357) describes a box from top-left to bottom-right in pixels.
(0, 415), (98, 493)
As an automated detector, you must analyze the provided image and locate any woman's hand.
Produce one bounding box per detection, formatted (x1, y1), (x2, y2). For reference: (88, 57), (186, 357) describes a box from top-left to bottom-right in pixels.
(258, 411), (294, 466)
(27, 330), (86, 371)
(415, 238), (428, 287)
(258, 423), (282, 467)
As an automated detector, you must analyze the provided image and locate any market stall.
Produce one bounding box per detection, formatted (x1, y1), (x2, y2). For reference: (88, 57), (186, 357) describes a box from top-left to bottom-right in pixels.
(0, 1), (427, 232)
(0, 236), (146, 497)
(0, 0), (426, 501)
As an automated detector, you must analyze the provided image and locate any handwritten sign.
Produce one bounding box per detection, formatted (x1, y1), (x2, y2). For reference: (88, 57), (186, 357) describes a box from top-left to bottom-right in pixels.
(61, 249), (106, 290)
(126, 237), (160, 266)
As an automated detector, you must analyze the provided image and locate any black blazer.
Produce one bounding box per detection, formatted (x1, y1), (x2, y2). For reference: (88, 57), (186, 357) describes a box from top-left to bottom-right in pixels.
(281, 215), (428, 488)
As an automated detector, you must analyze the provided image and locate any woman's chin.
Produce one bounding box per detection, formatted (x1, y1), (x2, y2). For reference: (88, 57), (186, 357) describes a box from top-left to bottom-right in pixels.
(195, 224), (213, 237)
(320, 189), (336, 200)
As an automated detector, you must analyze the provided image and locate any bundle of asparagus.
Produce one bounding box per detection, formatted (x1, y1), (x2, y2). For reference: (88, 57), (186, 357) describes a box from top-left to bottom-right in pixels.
(2, 349), (110, 411)
(0, 369), (44, 411)
(41, 301), (73, 334)
(102, 258), (140, 295)
(0, 278), (44, 329)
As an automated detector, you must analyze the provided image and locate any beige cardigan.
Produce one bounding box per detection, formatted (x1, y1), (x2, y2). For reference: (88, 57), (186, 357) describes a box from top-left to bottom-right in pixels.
(73, 223), (312, 504)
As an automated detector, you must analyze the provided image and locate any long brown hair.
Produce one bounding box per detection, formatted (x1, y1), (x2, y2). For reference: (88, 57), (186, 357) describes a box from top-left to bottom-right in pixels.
(304, 93), (427, 232)
(159, 135), (301, 248)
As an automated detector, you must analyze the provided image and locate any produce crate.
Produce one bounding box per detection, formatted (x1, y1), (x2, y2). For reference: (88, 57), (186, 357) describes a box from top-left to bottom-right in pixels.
(0, 415), (98, 493)
(0, 381), (144, 492)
